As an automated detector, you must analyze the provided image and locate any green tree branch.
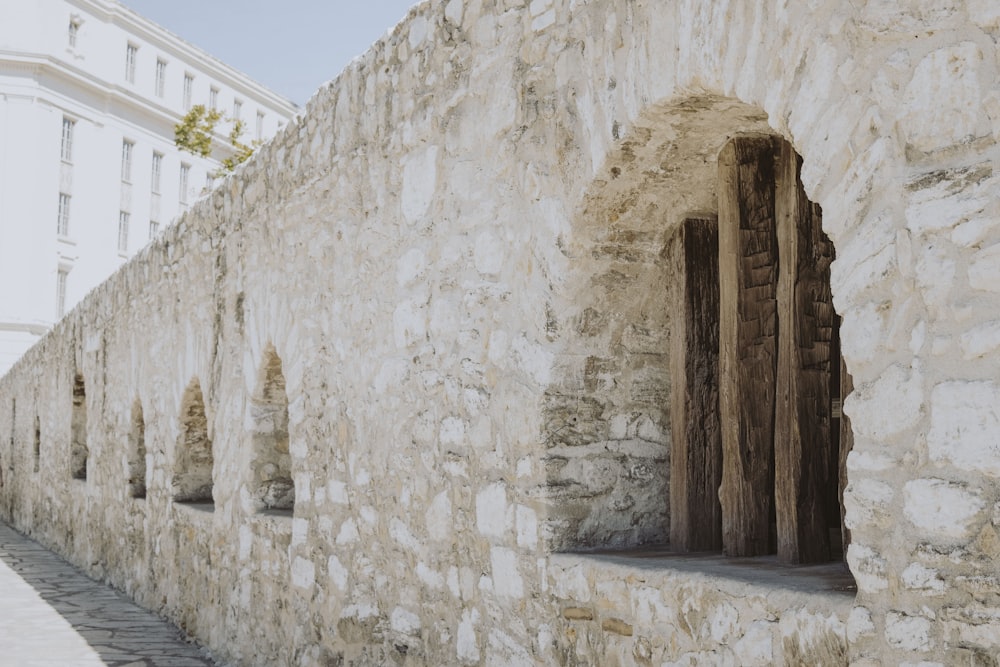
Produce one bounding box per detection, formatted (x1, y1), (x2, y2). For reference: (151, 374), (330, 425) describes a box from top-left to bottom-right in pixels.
(174, 105), (261, 175)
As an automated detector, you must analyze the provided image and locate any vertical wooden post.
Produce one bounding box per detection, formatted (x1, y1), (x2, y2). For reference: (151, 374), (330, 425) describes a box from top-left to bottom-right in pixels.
(773, 139), (834, 563)
(829, 314), (844, 556)
(840, 356), (855, 560)
(670, 217), (722, 552)
(718, 137), (779, 557)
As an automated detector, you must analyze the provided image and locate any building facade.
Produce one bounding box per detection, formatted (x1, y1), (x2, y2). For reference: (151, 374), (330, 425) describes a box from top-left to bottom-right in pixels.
(0, 0), (296, 373)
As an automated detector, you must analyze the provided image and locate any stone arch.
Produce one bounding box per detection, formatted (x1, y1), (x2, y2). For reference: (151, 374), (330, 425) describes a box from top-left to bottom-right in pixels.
(540, 96), (771, 551)
(540, 96), (852, 560)
(173, 379), (214, 505)
(33, 415), (39, 474)
(248, 345), (294, 512)
(70, 373), (87, 480)
(4, 397), (15, 487)
(128, 399), (146, 499)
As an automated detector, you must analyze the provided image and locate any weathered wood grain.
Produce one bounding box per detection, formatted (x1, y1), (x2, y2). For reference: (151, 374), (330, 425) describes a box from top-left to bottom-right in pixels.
(840, 354), (854, 560)
(718, 137), (779, 557)
(774, 139), (834, 564)
(670, 217), (722, 551)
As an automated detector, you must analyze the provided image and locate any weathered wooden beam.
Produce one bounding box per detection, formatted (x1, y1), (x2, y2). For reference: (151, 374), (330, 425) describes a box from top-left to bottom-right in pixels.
(670, 216), (722, 552)
(774, 139), (834, 564)
(840, 354), (854, 560)
(718, 136), (779, 557)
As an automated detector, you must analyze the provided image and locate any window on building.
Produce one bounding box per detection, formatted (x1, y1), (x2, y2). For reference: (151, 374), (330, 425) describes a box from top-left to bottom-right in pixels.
(118, 211), (129, 253)
(125, 43), (137, 83)
(60, 117), (75, 162)
(68, 18), (80, 47)
(121, 140), (133, 182)
(232, 99), (242, 122)
(149, 220), (160, 238)
(179, 163), (190, 205)
(151, 152), (163, 194)
(155, 59), (167, 98)
(183, 73), (193, 110)
(56, 269), (68, 318)
(256, 111), (265, 142)
(209, 86), (219, 110)
(57, 193), (71, 236)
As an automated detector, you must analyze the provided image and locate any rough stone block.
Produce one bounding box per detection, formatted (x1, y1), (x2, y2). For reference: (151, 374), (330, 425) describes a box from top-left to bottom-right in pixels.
(901, 43), (986, 152)
(927, 382), (1000, 477)
(885, 612), (933, 651)
(904, 478), (985, 541)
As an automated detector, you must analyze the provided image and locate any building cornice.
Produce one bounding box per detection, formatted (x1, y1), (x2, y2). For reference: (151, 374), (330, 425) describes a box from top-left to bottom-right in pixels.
(65, 0), (297, 114)
(0, 50), (239, 159)
(0, 322), (50, 336)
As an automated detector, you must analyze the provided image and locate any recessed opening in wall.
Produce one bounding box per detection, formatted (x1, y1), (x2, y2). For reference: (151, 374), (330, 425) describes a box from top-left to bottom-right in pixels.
(33, 416), (40, 474)
(546, 98), (855, 589)
(128, 400), (146, 499)
(250, 345), (294, 513)
(70, 373), (88, 480)
(6, 398), (14, 483)
(173, 379), (214, 507)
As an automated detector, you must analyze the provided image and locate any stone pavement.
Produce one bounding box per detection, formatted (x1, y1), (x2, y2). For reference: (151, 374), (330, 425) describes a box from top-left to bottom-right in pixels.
(0, 522), (217, 667)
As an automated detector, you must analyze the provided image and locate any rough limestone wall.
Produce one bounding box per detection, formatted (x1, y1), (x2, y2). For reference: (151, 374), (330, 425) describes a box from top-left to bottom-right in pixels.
(548, 554), (851, 666)
(0, 0), (999, 665)
(532, 1), (1000, 664)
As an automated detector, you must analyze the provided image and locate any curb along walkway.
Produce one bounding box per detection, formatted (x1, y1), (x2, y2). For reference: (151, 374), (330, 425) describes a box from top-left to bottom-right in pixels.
(0, 522), (217, 667)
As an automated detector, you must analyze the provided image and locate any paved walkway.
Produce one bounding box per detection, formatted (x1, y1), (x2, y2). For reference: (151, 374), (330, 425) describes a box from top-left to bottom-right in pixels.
(0, 522), (217, 667)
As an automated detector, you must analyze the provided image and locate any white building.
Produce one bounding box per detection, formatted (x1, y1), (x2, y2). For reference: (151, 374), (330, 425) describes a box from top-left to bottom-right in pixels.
(0, 0), (297, 374)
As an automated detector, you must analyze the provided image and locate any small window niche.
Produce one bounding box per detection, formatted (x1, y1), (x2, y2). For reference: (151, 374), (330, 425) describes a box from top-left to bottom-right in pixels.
(173, 379), (214, 506)
(33, 416), (40, 474)
(128, 400), (146, 499)
(250, 346), (294, 513)
(70, 373), (88, 480)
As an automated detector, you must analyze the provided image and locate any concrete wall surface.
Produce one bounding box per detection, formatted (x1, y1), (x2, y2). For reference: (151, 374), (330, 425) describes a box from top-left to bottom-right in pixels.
(2, 0), (1000, 664)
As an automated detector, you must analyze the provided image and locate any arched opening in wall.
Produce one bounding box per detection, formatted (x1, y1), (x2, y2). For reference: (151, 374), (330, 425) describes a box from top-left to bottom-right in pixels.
(33, 416), (40, 474)
(70, 373), (88, 480)
(249, 346), (294, 512)
(4, 398), (14, 486)
(545, 97), (855, 569)
(128, 400), (146, 499)
(173, 379), (214, 506)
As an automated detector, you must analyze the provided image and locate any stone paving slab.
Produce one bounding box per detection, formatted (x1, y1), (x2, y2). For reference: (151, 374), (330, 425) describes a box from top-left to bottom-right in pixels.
(0, 522), (217, 667)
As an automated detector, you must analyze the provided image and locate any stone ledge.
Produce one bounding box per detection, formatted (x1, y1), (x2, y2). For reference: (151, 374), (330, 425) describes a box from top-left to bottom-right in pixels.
(551, 547), (856, 604)
(171, 502), (215, 518)
(550, 547), (854, 663)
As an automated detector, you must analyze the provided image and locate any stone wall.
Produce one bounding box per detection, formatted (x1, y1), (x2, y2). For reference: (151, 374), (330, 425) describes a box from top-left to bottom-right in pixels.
(2, 0), (1000, 664)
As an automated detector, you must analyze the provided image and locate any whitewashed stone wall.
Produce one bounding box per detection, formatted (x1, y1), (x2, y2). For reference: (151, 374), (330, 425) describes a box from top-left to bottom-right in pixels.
(1, 0), (999, 664)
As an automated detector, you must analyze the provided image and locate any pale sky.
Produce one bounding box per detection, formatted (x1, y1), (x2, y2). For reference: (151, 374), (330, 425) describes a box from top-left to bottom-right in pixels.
(119, 1), (420, 106)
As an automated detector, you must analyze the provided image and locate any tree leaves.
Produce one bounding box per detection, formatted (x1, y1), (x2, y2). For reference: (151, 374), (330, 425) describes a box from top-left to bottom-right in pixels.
(174, 105), (261, 174)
